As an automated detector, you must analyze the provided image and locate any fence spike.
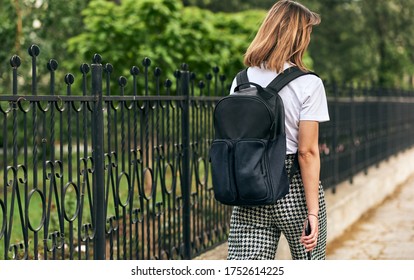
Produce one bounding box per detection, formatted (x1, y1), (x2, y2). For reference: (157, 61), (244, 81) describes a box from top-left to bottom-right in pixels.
(198, 80), (205, 89)
(105, 63), (114, 74)
(93, 54), (102, 64)
(80, 63), (90, 74)
(9, 55), (21, 68)
(142, 57), (151, 67)
(65, 73), (75, 85)
(174, 70), (181, 79)
(130, 66), (139, 76)
(118, 76), (127, 87)
(47, 59), (58, 72)
(28, 44), (40, 57)
(154, 67), (162, 77)
(181, 63), (189, 71)
(165, 79), (172, 89)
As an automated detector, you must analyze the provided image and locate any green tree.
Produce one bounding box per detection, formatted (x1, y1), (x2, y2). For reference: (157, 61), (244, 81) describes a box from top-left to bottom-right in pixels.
(307, 0), (375, 83)
(308, 0), (414, 87)
(362, 0), (414, 87)
(182, 0), (276, 12)
(67, 0), (267, 91)
(184, 0), (414, 88)
(0, 0), (20, 93)
(0, 0), (17, 63)
(35, 0), (90, 64)
(0, 0), (90, 95)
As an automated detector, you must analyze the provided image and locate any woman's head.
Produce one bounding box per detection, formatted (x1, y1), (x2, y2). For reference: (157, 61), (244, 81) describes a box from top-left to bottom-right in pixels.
(244, 0), (320, 72)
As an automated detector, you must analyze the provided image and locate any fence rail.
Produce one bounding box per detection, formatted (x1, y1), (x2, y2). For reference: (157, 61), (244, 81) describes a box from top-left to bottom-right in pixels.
(1, 45), (414, 260)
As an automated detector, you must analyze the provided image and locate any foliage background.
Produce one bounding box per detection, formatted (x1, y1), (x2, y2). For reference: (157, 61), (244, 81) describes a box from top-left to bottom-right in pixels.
(1, 0), (414, 92)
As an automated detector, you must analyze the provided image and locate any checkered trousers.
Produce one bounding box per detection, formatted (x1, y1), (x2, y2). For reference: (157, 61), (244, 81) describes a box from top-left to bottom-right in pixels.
(227, 154), (327, 260)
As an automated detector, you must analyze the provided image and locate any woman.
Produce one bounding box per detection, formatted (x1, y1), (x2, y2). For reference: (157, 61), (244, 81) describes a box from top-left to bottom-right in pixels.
(227, 0), (329, 260)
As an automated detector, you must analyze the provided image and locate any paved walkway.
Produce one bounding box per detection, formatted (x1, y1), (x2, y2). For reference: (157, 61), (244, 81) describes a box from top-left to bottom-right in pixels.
(196, 175), (414, 260)
(326, 174), (414, 259)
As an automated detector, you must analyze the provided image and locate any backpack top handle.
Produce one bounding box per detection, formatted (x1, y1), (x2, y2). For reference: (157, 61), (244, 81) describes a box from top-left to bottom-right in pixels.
(233, 82), (275, 100)
(233, 82), (264, 93)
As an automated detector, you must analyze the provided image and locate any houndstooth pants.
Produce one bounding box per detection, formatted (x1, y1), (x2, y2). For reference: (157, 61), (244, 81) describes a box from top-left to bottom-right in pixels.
(227, 154), (327, 260)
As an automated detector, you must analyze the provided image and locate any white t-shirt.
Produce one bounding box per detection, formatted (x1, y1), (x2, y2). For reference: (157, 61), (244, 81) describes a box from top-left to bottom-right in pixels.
(230, 63), (330, 154)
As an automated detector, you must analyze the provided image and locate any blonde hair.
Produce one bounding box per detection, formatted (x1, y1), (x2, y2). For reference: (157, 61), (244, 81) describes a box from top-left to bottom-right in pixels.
(244, 0), (320, 72)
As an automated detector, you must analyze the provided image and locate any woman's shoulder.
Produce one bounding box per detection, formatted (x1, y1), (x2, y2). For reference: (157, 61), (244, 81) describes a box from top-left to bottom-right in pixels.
(247, 64), (323, 85)
(247, 66), (278, 80)
(294, 71), (324, 87)
(230, 65), (324, 94)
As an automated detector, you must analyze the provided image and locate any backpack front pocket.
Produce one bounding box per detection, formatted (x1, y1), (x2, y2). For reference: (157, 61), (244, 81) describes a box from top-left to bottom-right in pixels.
(210, 140), (237, 204)
(234, 139), (271, 202)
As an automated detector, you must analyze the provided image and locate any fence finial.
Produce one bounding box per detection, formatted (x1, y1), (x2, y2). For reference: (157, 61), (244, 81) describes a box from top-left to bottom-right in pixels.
(65, 74), (75, 85)
(80, 63), (90, 74)
(28, 44), (40, 57)
(105, 63), (114, 74)
(181, 63), (189, 71)
(174, 69), (181, 79)
(118, 76), (127, 87)
(154, 67), (162, 77)
(93, 54), (102, 64)
(9, 55), (21, 68)
(130, 66), (139, 76)
(47, 59), (58, 72)
(142, 57), (151, 67)
(165, 79), (172, 88)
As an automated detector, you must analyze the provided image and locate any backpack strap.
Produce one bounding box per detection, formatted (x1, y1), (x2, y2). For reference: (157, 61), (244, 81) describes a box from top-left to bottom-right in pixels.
(235, 69), (250, 90)
(235, 66), (318, 180)
(267, 66), (318, 93)
(266, 66), (319, 180)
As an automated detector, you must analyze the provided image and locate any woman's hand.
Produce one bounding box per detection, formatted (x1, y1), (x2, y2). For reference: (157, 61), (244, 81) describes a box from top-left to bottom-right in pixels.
(300, 214), (319, 251)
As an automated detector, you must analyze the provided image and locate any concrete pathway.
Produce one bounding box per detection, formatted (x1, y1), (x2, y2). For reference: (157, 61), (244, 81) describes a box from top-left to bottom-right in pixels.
(326, 174), (414, 260)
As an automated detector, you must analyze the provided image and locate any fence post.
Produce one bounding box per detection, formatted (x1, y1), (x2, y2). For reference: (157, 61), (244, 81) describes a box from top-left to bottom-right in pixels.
(180, 64), (192, 260)
(332, 81), (338, 193)
(91, 56), (106, 260)
(350, 84), (355, 184)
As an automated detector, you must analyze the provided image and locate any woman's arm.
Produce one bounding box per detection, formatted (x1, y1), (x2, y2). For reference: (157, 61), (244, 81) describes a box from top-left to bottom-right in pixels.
(297, 120), (320, 252)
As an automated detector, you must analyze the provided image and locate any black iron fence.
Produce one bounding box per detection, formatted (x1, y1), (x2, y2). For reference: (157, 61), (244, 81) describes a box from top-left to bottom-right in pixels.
(319, 84), (414, 190)
(1, 45), (414, 260)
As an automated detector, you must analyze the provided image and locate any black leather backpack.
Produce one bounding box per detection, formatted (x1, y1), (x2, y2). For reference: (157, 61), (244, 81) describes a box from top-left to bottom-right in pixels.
(210, 66), (315, 206)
